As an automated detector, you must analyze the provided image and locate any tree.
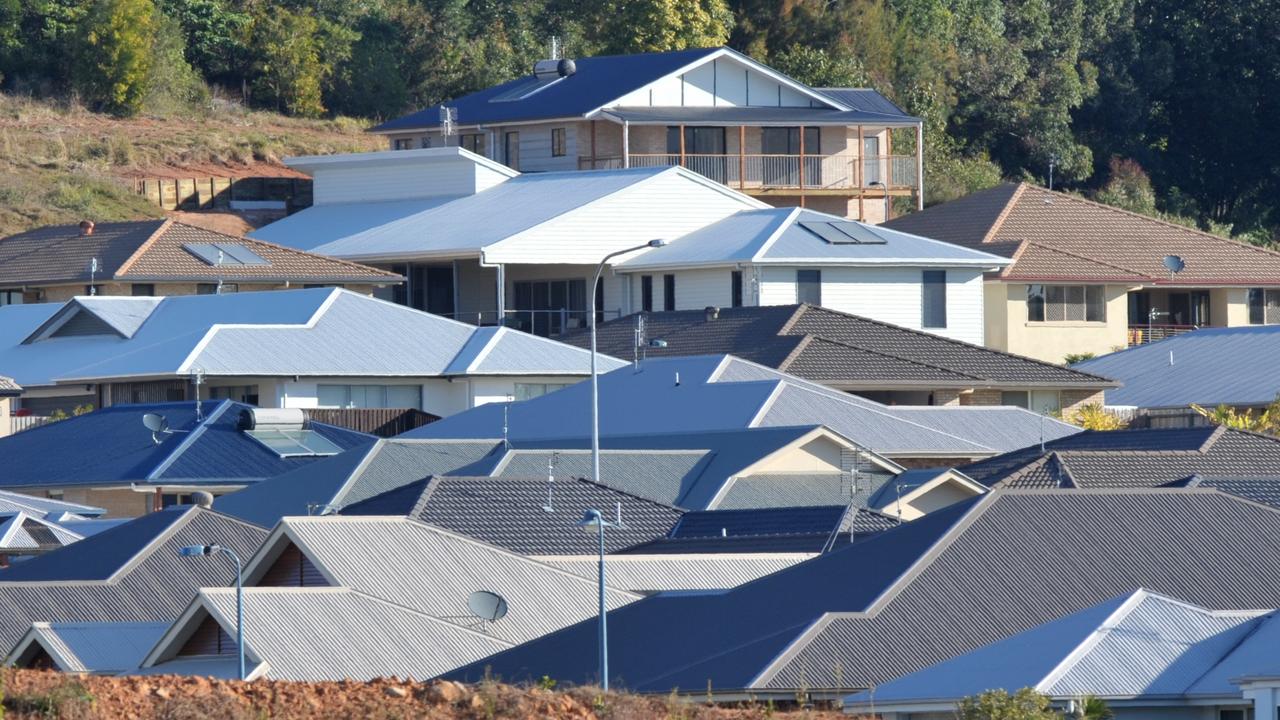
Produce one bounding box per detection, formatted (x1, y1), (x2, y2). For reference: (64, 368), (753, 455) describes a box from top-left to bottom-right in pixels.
(156, 0), (249, 80)
(327, 12), (408, 119)
(956, 688), (1060, 720)
(1066, 403), (1128, 431)
(1092, 157), (1156, 215)
(1191, 398), (1280, 436)
(602, 0), (733, 53)
(769, 45), (869, 87)
(145, 9), (209, 115)
(73, 0), (158, 116)
(245, 3), (329, 117)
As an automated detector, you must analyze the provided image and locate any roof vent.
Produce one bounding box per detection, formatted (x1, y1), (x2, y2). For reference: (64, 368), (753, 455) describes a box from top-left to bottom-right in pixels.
(192, 491), (214, 509)
(705, 306), (720, 322)
(78, 220), (95, 236)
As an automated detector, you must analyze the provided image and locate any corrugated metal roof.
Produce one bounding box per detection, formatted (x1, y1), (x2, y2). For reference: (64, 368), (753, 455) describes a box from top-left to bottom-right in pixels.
(1075, 325), (1280, 409)
(11, 621), (169, 673)
(537, 554), (810, 593)
(249, 198), (455, 252)
(0, 400), (372, 490)
(445, 489), (1280, 695)
(0, 491), (104, 518)
(713, 473), (892, 510)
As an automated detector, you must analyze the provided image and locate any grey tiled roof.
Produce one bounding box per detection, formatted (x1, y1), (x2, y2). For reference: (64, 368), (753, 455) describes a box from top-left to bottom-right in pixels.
(559, 304), (1114, 389)
(447, 489), (1280, 695)
(342, 475), (683, 555)
(492, 450), (713, 507)
(714, 473), (894, 510)
(959, 426), (1280, 489)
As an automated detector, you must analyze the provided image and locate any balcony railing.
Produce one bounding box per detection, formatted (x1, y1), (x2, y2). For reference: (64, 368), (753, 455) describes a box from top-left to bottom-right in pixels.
(578, 153), (918, 191)
(9, 415), (52, 435)
(1128, 324), (1199, 346)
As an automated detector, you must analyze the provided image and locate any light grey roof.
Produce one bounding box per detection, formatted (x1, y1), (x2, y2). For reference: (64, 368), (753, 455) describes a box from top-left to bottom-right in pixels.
(1075, 325), (1280, 409)
(537, 554), (811, 594)
(845, 589), (1274, 711)
(0, 289), (619, 388)
(0, 491), (105, 518)
(713, 472), (894, 510)
(213, 439), (503, 526)
(249, 198), (455, 252)
(266, 517), (641, 647)
(616, 207), (1010, 271)
(0, 513), (82, 552)
(8, 621), (169, 673)
(890, 406), (1080, 453)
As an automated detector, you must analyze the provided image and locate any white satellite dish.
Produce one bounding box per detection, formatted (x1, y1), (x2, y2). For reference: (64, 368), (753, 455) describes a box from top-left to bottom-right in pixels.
(467, 590), (509, 623)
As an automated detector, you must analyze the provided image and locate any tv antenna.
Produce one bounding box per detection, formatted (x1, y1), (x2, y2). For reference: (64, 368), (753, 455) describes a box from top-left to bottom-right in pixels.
(633, 314), (645, 370)
(87, 258), (100, 295)
(439, 106), (457, 141)
(467, 590), (509, 625)
(189, 366), (205, 420)
(542, 452), (559, 512)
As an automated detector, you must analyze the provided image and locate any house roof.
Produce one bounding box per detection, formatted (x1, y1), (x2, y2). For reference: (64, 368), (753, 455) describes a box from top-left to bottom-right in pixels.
(0, 219), (401, 286)
(1166, 474), (1280, 509)
(0, 506), (266, 650)
(883, 182), (1280, 285)
(0, 490), (105, 518)
(407, 355), (1082, 459)
(372, 47), (906, 134)
(0, 513), (83, 553)
(613, 207), (1007, 271)
(535, 554), (811, 593)
(0, 376), (19, 396)
(445, 488), (1280, 694)
(1074, 325), (1280, 408)
(617, 504), (901, 555)
(0, 400), (373, 490)
(561, 304), (1116, 390)
(958, 425), (1280, 490)
(845, 590), (1277, 711)
(340, 475), (684, 555)
(7, 621), (169, 674)
(247, 198), (454, 253)
(0, 288), (622, 388)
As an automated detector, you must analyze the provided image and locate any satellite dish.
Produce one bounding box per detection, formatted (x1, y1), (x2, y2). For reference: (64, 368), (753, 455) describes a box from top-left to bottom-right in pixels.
(142, 413), (169, 433)
(467, 590), (509, 623)
(1163, 255), (1185, 274)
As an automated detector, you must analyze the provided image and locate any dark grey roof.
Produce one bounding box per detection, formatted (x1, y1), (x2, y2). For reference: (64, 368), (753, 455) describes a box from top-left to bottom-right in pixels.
(618, 505), (900, 554)
(0, 507), (266, 650)
(602, 106), (918, 125)
(1170, 474), (1280, 508)
(445, 489), (1280, 695)
(340, 475), (683, 555)
(959, 426), (1280, 489)
(558, 305), (1115, 390)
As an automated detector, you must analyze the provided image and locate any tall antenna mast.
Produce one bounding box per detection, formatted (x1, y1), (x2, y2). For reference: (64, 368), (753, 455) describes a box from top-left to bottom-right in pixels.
(1048, 154), (1060, 191)
(190, 367), (205, 421)
(542, 451), (558, 512)
(439, 106), (457, 144)
(502, 401), (510, 450)
(88, 258), (99, 294)
(633, 314), (646, 370)
(550, 36), (561, 60)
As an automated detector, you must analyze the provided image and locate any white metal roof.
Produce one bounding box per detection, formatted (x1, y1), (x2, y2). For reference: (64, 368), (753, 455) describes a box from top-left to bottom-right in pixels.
(7, 621), (168, 673)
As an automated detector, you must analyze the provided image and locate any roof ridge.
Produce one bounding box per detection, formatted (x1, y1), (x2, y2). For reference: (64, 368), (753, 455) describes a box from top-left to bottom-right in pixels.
(113, 218), (174, 278)
(227, 229), (404, 278)
(980, 182), (1027, 244)
(1019, 240), (1154, 279)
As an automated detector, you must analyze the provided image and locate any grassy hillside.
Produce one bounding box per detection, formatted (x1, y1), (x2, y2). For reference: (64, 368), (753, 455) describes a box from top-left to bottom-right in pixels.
(0, 95), (383, 237)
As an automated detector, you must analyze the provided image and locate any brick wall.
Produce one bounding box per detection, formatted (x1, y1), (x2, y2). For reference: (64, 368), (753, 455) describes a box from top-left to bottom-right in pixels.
(893, 456), (983, 469)
(1060, 389), (1107, 417)
(960, 389), (1004, 406)
(60, 488), (152, 518)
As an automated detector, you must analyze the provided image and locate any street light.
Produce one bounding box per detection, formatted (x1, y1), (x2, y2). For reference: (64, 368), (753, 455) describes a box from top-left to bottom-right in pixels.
(178, 544), (245, 680)
(576, 508), (621, 691)
(589, 239), (667, 486)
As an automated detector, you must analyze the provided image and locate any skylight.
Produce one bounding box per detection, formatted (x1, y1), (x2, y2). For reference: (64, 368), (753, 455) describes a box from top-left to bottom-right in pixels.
(245, 428), (343, 458)
(798, 221), (888, 245)
(183, 243), (271, 266)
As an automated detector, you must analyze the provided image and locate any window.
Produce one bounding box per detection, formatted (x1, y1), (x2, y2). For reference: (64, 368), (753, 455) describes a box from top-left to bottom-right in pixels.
(459, 133), (486, 155)
(1218, 710), (1246, 720)
(511, 278), (587, 336)
(1001, 391), (1029, 408)
(922, 270), (947, 328)
(196, 283), (238, 295)
(641, 276), (653, 312)
(505, 132), (520, 170)
(393, 138), (413, 150)
(731, 271), (743, 308)
(551, 127), (566, 157)
(209, 385), (259, 405)
(1248, 288), (1280, 324)
(514, 382), (572, 401)
(663, 274), (676, 311)
(1027, 285), (1106, 322)
(316, 384), (421, 409)
(796, 269), (821, 305)
(131, 284), (155, 296)
(0, 290), (22, 306)
(420, 136), (432, 149)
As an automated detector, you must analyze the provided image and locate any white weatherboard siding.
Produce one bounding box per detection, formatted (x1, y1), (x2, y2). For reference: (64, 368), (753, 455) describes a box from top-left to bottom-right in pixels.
(307, 155), (511, 205)
(482, 171), (762, 264)
(758, 266), (986, 344)
(613, 55), (818, 108)
(627, 269), (735, 313)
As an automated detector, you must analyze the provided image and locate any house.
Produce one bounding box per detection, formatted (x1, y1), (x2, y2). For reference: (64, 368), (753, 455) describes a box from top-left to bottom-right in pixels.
(0, 400), (373, 517)
(445, 488), (1280, 699)
(408, 355), (1083, 467)
(883, 182), (1280, 363)
(562, 304), (1117, 413)
(607, 208), (1008, 344)
(0, 505), (265, 653)
(0, 375), (18, 438)
(956, 425), (1280, 495)
(137, 516), (643, 680)
(0, 219), (401, 304)
(1073, 325), (1280, 424)
(251, 150), (986, 342)
(372, 47), (925, 222)
(0, 287), (624, 416)
(845, 589), (1280, 720)
(7, 622), (169, 675)
(212, 425), (917, 525)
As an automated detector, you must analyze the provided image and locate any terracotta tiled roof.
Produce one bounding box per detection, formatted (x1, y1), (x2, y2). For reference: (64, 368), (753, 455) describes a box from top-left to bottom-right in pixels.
(884, 182), (1280, 285)
(0, 220), (401, 287)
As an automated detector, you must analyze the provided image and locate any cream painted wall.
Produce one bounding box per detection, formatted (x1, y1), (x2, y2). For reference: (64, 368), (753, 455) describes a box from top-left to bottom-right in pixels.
(0, 396), (10, 438)
(743, 435), (846, 474)
(991, 282), (1129, 363)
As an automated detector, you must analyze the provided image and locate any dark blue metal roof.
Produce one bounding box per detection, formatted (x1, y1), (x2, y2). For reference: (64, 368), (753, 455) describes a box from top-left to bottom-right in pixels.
(0, 507), (190, 581)
(0, 401), (374, 489)
(375, 47), (727, 132)
(671, 505), (847, 538)
(817, 88), (911, 116)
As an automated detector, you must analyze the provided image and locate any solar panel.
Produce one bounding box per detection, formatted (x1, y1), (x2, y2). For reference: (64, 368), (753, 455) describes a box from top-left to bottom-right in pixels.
(798, 221), (888, 245)
(183, 243), (271, 266)
(489, 75), (565, 103)
(245, 428), (344, 457)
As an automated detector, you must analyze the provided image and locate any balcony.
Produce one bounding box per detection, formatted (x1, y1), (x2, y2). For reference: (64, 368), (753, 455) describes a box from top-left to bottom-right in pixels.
(1128, 324), (1199, 346)
(578, 153), (918, 194)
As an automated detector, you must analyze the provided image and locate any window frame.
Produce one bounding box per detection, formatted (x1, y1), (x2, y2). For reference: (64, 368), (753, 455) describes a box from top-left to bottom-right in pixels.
(921, 270), (947, 328)
(1027, 284), (1106, 323)
(731, 271), (743, 308)
(551, 128), (566, 157)
(796, 269), (821, 306)
(641, 275), (653, 312)
(663, 274), (676, 311)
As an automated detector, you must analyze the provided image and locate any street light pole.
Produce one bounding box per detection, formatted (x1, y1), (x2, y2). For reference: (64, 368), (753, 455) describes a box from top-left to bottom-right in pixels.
(589, 240), (666, 486)
(577, 508), (618, 691)
(179, 544), (245, 680)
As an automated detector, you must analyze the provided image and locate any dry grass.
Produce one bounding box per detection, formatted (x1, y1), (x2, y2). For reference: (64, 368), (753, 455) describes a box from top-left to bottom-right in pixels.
(0, 93), (383, 236)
